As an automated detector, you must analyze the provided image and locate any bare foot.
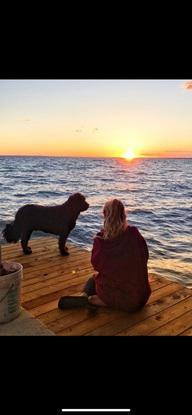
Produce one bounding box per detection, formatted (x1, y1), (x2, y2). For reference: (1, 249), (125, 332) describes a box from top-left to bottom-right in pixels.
(80, 292), (88, 297)
(60, 249), (69, 256)
(88, 295), (106, 306)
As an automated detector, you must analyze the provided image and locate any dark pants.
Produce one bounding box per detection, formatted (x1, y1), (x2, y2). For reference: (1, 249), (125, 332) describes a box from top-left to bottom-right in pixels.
(83, 277), (96, 296)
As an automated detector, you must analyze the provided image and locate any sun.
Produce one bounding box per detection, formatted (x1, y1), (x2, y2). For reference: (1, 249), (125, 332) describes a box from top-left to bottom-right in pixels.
(122, 148), (136, 160)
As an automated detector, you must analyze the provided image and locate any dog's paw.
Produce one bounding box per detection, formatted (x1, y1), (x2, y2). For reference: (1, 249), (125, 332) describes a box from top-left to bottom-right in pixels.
(23, 247), (32, 255)
(60, 250), (69, 256)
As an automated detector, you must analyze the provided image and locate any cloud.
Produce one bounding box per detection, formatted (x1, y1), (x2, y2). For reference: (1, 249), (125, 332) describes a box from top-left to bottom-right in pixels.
(92, 127), (99, 133)
(75, 127), (99, 133)
(183, 81), (192, 90)
(17, 117), (32, 123)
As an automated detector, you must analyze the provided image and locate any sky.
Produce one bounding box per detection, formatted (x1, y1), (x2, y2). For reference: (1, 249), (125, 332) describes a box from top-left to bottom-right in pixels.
(0, 79), (192, 157)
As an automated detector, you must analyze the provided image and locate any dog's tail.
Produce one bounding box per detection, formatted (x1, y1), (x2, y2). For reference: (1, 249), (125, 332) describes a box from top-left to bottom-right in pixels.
(3, 221), (21, 243)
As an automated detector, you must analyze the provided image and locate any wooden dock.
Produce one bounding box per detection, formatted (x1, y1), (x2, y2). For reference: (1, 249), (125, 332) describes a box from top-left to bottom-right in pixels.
(2, 236), (192, 336)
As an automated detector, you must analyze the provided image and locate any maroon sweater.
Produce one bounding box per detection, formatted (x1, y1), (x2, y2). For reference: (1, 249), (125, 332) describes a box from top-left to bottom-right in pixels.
(91, 226), (151, 311)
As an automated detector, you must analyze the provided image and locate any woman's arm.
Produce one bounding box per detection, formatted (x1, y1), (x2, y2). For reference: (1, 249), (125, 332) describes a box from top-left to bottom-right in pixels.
(142, 236), (149, 262)
(91, 237), (103, 271)
(133, 226), (149, 262)
(138, 231), (149, 262)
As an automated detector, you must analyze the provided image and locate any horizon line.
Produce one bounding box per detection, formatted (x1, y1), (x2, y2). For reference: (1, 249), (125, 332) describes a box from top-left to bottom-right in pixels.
(0, 154), (191, 159)
(61, 410), (131, 413)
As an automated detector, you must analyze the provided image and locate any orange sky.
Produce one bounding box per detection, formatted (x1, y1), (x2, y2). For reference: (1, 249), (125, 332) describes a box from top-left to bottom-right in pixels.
(0, 80), (192, 157)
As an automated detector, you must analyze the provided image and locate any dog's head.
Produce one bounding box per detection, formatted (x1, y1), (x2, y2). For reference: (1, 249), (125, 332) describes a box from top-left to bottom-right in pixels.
(68, 193), (89, 212)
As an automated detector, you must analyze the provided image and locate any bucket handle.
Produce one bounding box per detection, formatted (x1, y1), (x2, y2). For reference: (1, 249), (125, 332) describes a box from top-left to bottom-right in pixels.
(0, 283), (14, 304)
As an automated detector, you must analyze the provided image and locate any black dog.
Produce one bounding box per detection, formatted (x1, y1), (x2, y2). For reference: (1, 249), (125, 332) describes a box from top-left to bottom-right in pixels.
(3, 193), (89, 255)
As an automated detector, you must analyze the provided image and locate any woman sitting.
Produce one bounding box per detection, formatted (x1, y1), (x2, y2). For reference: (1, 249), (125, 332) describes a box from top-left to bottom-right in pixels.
(83, 198), (151, 312)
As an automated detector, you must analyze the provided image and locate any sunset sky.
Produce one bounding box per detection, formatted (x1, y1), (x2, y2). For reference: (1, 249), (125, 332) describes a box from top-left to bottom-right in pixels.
(0, 79), (192, 157)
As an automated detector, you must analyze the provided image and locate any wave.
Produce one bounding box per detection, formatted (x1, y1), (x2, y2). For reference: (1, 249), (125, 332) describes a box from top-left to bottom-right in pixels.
(0, 156), (191, 286)
(130, 209), (154, 215)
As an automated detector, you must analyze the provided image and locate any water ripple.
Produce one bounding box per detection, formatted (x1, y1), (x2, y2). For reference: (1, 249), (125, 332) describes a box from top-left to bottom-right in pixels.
(0, 156), (191, 287)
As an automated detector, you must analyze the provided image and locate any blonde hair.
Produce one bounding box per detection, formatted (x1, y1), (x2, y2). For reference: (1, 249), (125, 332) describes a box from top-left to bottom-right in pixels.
(103, 199), (127, 240)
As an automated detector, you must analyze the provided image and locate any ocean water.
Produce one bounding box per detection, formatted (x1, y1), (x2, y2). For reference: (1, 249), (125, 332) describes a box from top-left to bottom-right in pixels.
(0, 156), (191, 287)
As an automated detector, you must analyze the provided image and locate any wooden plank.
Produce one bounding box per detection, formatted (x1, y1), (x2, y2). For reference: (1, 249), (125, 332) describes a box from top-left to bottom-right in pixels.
(2, 237), (191, 336)
(21, 254), (91, 273)
(21, 257), (92, 277)
(85, 288), (191, 336)
(39, 297), (122, 325)
(22, 270), (91, 296)
(21, 265), (171, 292)
(148, 310), (192, 336)
(22, 257), (92, 278)
(36, 306), (82, 325)
(22, 265), (93, 290)
(2, 249), (88, 268)
(56, 309), (124, 336)
(46, 308), (118, 334)
(51, 290), (192, 336)
(116, 296), (192, 336)
(24, 270), (180, 334)
(2, 239), (87, 257)
(21, 274), (88, 303)
(22, 283), (85, 310)
(1, 236), (72, 249)
(38, 287), (189, 331)
(147, 283), (181, 303)
(30, 299), (61, 317)
(179, 327), (192, 336)
(22, 268), (169, 296)
(2, 248), (89, 267)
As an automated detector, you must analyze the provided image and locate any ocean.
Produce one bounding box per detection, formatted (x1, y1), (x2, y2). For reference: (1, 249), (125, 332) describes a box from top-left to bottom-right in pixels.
(0, 156), (191, 287)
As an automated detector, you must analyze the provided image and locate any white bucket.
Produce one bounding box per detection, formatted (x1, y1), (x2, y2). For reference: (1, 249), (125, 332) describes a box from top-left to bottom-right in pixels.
(0, 262), (23, 324)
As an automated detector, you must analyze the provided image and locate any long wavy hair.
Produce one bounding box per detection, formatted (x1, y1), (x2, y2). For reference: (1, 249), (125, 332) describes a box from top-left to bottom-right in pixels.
(103, 199), (127, 240)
